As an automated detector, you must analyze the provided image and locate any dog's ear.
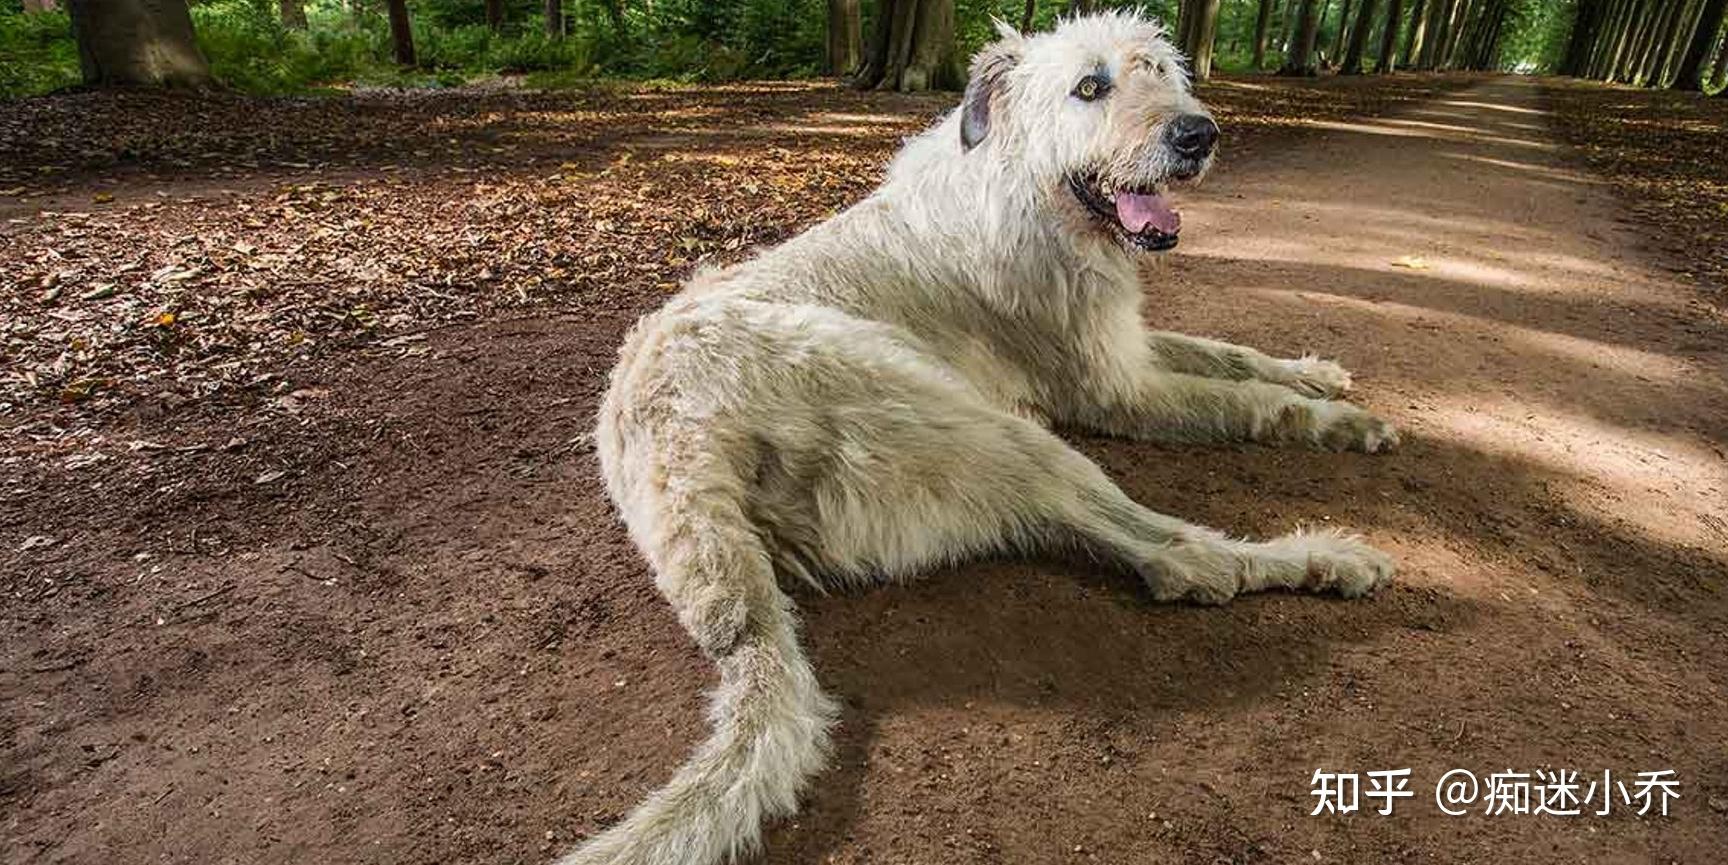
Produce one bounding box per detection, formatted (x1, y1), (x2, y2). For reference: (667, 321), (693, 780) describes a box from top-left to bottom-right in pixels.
(960, 27), (1023, 152)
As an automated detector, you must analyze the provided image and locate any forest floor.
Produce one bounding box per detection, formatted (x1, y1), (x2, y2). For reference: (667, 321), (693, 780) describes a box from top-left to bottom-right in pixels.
(4, 72), (1727, 865)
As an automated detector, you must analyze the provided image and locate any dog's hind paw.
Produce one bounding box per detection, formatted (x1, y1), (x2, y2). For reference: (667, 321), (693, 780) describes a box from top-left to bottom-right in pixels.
(1276, 355), (1353, 399)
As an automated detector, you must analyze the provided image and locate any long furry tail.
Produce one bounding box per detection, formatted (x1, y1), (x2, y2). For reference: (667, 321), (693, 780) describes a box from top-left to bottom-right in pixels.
(558, 525), (838, 865)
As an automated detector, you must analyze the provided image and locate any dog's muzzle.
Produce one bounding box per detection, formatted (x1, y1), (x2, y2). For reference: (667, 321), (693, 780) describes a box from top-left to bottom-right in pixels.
(1165, 113), (1219, 179)
(1067, 113), (1218, 253)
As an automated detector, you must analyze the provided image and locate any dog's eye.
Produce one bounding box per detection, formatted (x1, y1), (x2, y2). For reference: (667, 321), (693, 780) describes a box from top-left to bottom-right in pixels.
(1073, 75), (1109, 102)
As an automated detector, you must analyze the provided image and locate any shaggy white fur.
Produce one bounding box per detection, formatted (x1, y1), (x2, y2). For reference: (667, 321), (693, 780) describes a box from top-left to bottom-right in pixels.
(569, 12), (1396, 865)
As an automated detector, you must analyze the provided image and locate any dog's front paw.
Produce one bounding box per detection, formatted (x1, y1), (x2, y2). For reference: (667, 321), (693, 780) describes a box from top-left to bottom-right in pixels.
(1276, 355), (1353, 399)
(1311, 402), (1399, 453)
(1277, 529), (1396, 597)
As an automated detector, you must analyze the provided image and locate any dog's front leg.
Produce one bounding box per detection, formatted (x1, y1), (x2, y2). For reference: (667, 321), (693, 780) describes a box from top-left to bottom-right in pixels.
(1147, 331), (1353, 399)
(1076, 367), (1398, 453)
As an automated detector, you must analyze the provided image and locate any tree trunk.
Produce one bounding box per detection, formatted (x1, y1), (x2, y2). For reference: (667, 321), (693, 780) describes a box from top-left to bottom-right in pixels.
(280, 0), (306, 29)
(1021, 0), (1036, 32)
(544, 0), (562, 37)
(1330, 0), (1356, 62)
(1673, 0), (1710, 82)
(1341, 0), (1379, 72)
(1280, 0), (1323, 75)
(1416, 0), (1450, 67)
(1181, 0), (1225, 81)
(66, 0), (212, 88)
(856, 0), (961, 92)
(1681, 0), (1728, 89)
(1437, 0), (1473, 67)
(1616, 0), (1656, 81)
(1560, 0), (1598, 75)
(1253, 0), (1277, 68)
(1636, 0), (1684, 84)
(484, 0), (504, 32)
(1712, 25), (1728, 89)
(386, 0), (415, 64)
(1375, 0), (1405, 71)
(1594, 0), (1634, 77)
(1281, 0), (1301, 56)
(1652, 0), (1704, 85)
(1462, 0), (1507, 69)
(827, 0), (862, 75)
(1401, 0), (1428, 65)
(1581, 0), (1610, 76)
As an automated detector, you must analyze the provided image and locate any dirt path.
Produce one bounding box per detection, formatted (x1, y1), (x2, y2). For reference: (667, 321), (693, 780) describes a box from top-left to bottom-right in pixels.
(5, 78), (1726, 865)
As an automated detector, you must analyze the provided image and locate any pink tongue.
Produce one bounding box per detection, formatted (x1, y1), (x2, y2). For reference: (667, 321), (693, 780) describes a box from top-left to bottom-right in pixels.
(1113, 191), (1180, 235)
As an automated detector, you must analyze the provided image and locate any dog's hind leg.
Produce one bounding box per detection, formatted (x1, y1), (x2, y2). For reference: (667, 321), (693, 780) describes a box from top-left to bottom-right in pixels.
(1146, 331), (1353, 399)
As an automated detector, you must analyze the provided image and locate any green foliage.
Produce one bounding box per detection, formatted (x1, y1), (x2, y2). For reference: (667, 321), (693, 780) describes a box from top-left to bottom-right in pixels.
(0, 0), (1605, 99)
(1497, 0), (1577, 73)
(0, 8), (78, 97)
(192, 2), (381, 93)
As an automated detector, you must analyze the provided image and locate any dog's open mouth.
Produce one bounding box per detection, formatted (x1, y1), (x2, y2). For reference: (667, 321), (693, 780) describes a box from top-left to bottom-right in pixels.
(1067, 174), (1181, 252)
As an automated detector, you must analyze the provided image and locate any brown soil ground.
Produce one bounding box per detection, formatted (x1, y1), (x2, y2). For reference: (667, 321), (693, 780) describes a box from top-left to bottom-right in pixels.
(5, 75), (1728, 865)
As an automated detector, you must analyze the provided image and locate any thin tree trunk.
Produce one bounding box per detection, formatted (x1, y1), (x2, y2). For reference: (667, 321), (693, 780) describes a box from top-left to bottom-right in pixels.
(1464, 0), (1507, 69)
(1711, 26), (1728, 89)
(1281, 0), (1301, 55)
(1560, 0), (1597, 75)
(1416, 0), (1451, 67)
(1253, 0), (1277, 68)
(1330, 0), (1356, 62)
(1021, 0), (1036, 32)
(484, 0), (504, 32)
(386, 0), (415, 64)
(1679, 0), (1728, 88)
(828, 0), (862, 74)
(1437, 0), (1473, 67)
(1182, 0), (1225, 81)
(1376, 0), (1405, 71)
(1280, 0), (1323, 75)
(1616, 0), (1656, 81)
(544, 0), (562, 37)
(1401, 0), (1428, 65)
(1581, 0), (1613, 76)
(1672, 0), (1710, 82)
(1661, 0), (1707, 83)
(1636, 0), (1684, 84)
(66, 0), (212, 87)
(1596, 0), (1635, 77)
(1342, 0), (1380, 72)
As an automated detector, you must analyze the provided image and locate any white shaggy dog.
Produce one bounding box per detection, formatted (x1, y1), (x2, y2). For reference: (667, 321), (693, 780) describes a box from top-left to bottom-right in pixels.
(572, 12), (1396, 865)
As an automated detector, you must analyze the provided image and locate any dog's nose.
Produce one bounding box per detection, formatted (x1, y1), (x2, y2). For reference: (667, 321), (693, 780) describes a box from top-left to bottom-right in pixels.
(1166, 114), (1219, 159)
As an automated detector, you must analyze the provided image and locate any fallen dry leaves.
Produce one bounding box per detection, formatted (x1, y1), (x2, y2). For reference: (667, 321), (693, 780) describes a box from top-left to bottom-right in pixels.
(1543, 78), (1728, 299)
(1, 74), (1475, 459)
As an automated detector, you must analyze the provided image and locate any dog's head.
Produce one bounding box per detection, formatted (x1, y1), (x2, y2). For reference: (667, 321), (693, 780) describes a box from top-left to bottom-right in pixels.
(961, 12), (1217, 253)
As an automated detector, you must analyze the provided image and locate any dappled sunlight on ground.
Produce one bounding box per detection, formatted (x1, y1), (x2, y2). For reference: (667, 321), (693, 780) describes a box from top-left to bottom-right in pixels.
(1424, 394), (1726, 554)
